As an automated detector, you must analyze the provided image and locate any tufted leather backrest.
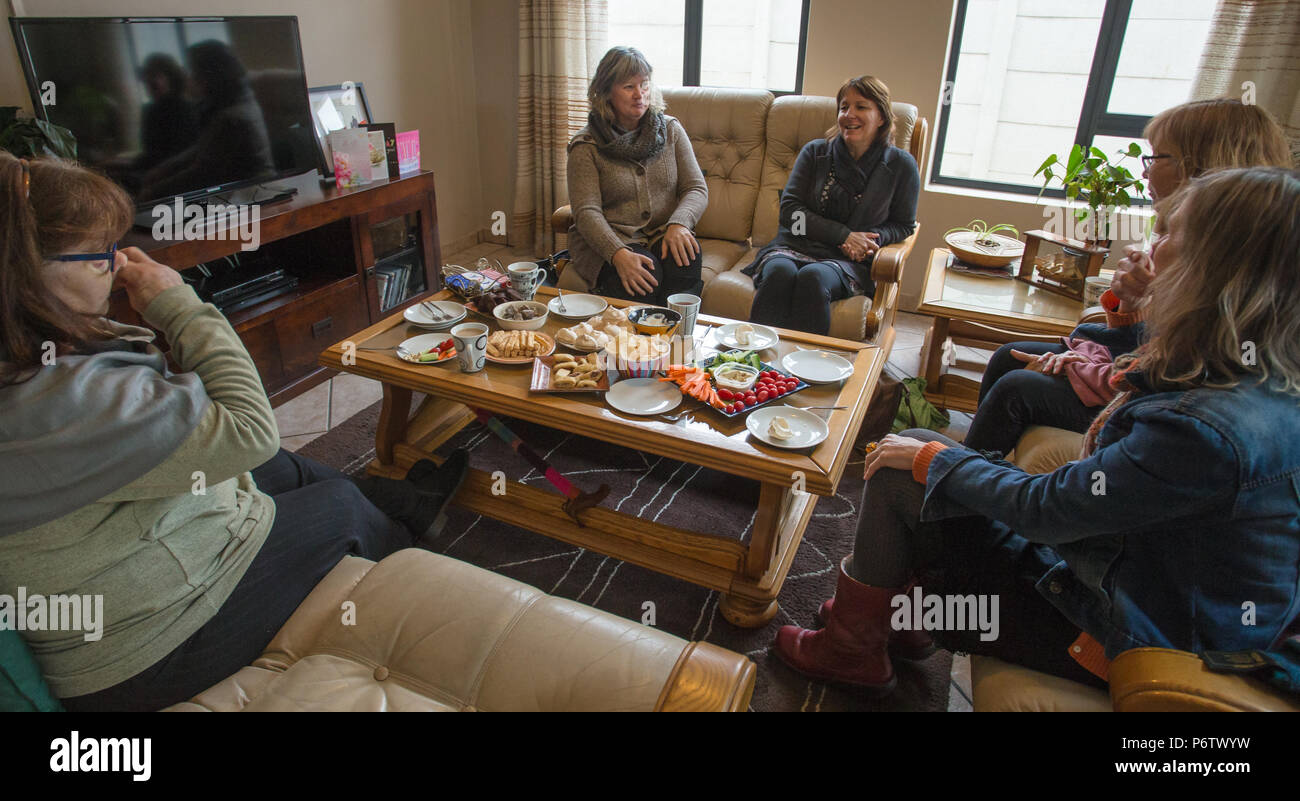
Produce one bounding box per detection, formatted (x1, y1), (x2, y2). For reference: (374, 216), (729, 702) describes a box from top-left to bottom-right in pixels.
(662, 87), (773, 242)
(751, 97), (920, 246)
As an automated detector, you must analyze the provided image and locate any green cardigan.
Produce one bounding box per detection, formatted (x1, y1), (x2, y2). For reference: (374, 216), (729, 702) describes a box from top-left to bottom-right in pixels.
(0, 285), (280, 699)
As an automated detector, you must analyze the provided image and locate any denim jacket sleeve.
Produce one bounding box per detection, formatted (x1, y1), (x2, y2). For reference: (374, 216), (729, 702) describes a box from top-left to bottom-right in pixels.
(778, 141), (852, 248)
(918, 402), (1237, 544)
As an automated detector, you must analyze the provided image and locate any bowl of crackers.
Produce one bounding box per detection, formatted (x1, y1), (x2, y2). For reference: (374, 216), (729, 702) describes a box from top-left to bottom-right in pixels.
(486, 329), (554, 364)
(493, 300), (549, 330)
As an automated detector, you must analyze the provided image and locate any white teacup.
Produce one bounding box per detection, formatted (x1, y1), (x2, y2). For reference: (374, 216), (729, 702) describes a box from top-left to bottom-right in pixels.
(451, 322), (489, 373)
(667, 293), (701, 339)
(507, 261), (549, 301)
(1084, 276), (1109, 307)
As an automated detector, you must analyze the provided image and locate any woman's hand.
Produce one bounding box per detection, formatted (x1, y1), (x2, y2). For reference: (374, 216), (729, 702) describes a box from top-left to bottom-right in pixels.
(840, 231), (879, 261)
(661, 224), (700, 267)
(114, 246), (184, 314)
(612, 247), (659, 297)
(863, 434), (929, 480)
(1111, 244), (1156, 312)
(1010, 348), (1087, 375)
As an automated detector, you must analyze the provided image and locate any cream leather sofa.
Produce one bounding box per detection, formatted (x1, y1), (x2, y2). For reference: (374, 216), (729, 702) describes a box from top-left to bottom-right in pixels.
(554, 86), (928, 351)
(164, 549), (755, 712)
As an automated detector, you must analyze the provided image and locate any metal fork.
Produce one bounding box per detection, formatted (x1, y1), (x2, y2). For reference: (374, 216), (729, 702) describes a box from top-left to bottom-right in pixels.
(556, 288), (569, 313)
(420, 301), (451, 322)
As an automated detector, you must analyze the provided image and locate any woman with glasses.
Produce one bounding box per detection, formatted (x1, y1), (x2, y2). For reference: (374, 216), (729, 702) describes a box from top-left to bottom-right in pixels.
(962, 99), (1292, 460)
(0, 154), (468, 711)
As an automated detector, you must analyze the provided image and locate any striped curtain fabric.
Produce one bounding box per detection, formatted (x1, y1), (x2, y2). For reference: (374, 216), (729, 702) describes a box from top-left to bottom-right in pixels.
(1191, 0), (1300, 165)
(511, 0), (608, 255)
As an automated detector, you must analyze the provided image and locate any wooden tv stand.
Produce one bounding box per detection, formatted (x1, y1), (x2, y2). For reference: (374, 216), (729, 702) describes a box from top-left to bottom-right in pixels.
(112, 170), (442, 407)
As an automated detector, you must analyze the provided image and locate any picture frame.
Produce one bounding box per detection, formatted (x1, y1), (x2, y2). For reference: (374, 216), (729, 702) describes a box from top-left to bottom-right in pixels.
(307, 82), (373, 178)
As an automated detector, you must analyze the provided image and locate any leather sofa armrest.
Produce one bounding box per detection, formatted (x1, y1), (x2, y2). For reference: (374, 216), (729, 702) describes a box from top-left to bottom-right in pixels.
(654, 642), (757, 711)
(872, 225), (918, 285)
(1078, 305), (1106, 325)
(552, 205), (574, 235)
(1109, 648), (1300, 712)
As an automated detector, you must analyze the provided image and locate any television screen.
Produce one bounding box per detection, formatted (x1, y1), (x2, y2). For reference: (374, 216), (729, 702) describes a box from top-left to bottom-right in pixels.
(10, 16), (321, 208)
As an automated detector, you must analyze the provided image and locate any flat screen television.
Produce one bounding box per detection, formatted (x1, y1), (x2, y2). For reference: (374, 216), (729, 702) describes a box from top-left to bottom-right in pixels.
(9, 16), (321, 211)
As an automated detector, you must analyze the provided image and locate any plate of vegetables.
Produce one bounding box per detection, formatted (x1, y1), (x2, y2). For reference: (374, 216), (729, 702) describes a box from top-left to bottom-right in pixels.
(660, 349), (809, 417)
(396, 333), (458, 365)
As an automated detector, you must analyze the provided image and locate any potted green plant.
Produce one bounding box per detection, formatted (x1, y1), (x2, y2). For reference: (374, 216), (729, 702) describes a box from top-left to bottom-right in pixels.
(1034, 143), (1144, 246)
(0, 106), (77, 159)
(943, 219), (1023, 268)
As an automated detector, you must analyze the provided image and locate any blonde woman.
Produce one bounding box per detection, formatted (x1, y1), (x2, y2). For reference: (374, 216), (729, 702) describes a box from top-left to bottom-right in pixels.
(965, 99), (1293, 457)
(775, 166), (1300, 692)
(566, 46), (708, 303)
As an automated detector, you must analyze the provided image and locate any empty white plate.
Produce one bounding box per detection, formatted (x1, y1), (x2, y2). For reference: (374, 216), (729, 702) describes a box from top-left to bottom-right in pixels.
(746, 406), (829, 449)
(714, 322), (779, 351)
(605, 378), (682, 416)
(548, 293), (609, 320)
(404, 301), (466, 329)
(782, 350), (854, 384)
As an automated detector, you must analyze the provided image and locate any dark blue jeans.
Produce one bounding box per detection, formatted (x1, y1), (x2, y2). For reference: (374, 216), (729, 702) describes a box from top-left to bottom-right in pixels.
(964, 341), (1097, 455)
(594, 239), (703, 306)
(61, 449), (412, 712)
(850, 429), (1107, 689)
(748, 257), (849, 335)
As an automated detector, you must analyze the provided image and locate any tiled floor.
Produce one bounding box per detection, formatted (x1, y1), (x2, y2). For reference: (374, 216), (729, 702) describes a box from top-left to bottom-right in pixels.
(276, 239), (976, 709)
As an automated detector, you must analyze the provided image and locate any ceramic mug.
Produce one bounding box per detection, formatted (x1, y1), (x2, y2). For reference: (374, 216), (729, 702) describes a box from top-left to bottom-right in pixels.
(1084, 276), (1109, 307)
(667, 293), (701, 338)
(507, 261), (549, 301)
(451, 322), (489, 373)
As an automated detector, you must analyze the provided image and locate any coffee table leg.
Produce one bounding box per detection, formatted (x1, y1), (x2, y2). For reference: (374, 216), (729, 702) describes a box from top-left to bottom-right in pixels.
(375, 383), (413, 468)
(922, 314), (950, 390)
(719, 482), (788, 627)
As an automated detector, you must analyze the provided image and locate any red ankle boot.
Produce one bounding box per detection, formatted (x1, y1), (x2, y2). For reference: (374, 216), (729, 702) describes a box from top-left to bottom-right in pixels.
(773, 557), (898, 693)
(816, 580), (937, 661)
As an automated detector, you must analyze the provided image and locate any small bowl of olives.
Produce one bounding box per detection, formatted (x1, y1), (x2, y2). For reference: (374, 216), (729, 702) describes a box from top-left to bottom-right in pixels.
(493, 300), (550, 330)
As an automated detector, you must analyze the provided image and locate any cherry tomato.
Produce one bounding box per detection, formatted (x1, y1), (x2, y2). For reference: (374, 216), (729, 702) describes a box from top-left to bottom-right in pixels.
(718, 388), (733, 401)
(757, 390), (770, 403)
(745, 392), (757, 403)
(732, 401), (745, 412)
(725, 403), (736, 414)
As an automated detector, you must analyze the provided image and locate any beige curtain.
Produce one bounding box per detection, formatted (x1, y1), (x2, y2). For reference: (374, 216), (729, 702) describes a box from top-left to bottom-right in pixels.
(1191, 0), (1300, 165)
(511, 0), (608, 255)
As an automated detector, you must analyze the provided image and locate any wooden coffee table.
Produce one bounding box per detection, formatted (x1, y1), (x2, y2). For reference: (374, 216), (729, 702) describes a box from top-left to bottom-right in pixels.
(319, 287), (884, 627)
(917, 248), (1093, 413)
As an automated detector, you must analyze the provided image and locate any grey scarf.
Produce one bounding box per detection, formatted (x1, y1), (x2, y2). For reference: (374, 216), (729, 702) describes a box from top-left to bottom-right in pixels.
(587, 109), (667, 163)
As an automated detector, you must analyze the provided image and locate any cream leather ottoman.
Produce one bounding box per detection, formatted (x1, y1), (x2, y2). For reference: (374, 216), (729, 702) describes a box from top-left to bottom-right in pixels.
(165, 549), (755, 712)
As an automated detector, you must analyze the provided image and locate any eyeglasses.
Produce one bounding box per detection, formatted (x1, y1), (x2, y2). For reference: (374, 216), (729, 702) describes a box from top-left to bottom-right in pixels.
(1141, 153), (1173, 170)
(51, 244), (118, 273)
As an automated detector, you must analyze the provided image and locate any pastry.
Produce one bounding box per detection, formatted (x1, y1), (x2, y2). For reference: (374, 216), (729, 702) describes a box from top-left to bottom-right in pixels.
(767, 416), (795, 441)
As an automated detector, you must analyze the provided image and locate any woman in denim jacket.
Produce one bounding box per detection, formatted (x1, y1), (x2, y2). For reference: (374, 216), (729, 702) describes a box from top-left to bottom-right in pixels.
(773, 166), (1300, 693)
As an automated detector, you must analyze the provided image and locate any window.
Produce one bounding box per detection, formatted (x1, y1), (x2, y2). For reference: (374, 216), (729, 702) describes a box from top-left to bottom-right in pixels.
(933, 0), (1217, 197)
(606, 0), (810, 93)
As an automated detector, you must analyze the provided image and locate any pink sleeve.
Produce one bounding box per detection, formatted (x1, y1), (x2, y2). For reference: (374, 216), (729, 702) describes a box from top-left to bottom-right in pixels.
(1063, 339), (1117, 407)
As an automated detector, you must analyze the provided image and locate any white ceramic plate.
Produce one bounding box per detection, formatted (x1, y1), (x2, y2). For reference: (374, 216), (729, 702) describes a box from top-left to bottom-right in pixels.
(404, 301), (466, 329)
(782, 350), (854, 384)
(395, 333), (457, 365)
(605, 378), (682, 416)
(746, 406), (829, 449)
(714, 322), (779, 351)
(548, 293), (609, 320)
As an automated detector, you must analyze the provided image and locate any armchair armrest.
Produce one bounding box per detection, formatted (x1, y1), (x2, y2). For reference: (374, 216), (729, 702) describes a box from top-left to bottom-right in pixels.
(1109, 647), (1300, 712)
(552, 205), (574, 235)
(863, 224), (918, 342)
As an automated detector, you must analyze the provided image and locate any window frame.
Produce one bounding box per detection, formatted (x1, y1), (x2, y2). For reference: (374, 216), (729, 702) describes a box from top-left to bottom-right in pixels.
(932, 0), (1155, 201)
(673, 0), (811, 95)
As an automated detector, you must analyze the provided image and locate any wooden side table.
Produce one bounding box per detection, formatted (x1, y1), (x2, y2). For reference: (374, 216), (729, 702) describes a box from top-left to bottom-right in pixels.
(916, 248), (1088, 413)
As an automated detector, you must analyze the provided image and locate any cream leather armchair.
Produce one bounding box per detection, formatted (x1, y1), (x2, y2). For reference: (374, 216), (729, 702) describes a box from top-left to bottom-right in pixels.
(553, 86), (928, 350)
(164, 549), (755, 712)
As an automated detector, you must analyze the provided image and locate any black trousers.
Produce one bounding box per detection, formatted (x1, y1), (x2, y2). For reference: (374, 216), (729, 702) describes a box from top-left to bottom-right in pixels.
(963, 341), (1098, 454)
(748, 257), (851, 336)
(62, 449), (413, 712)
(850, 429), (1107, 689)
(593, 238), (703, 306)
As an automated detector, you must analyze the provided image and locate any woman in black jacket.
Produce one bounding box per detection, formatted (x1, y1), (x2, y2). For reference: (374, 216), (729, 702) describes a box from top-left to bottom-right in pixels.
(743, 76), (919, 335)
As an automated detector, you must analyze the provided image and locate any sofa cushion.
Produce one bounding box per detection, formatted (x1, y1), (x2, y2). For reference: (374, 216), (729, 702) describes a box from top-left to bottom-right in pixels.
(970, 655), (1111, 712)
(662, 87), (772, 243)
(698, 237), (752, 286)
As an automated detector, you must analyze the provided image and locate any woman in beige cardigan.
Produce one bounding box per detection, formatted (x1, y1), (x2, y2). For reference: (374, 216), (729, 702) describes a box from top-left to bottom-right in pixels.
(0, 154), (467, 711)
(566, 46), (708, 303)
